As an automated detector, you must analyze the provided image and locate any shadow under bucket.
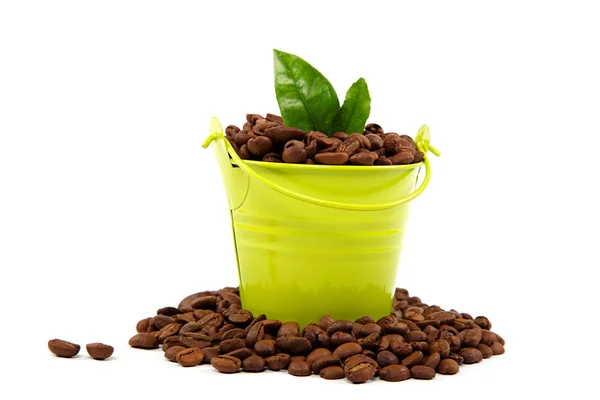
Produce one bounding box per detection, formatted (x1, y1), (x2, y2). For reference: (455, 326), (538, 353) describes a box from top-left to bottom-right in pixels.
(203, 118), (437, 327)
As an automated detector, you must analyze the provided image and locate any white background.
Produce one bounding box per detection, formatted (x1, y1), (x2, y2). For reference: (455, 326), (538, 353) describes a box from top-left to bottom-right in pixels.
(1, 1), (599, 398)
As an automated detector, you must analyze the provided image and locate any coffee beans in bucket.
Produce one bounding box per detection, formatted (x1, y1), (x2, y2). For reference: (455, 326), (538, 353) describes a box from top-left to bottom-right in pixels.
(225, 114), (424, 166)
(129, 287), (505, 383)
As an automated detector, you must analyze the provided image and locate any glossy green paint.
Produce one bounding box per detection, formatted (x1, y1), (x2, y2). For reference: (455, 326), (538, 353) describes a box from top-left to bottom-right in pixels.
(203, 118), (436, 327)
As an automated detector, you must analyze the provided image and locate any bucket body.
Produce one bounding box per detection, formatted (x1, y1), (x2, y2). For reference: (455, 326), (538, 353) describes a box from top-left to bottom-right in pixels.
(206, 119), (428, 327)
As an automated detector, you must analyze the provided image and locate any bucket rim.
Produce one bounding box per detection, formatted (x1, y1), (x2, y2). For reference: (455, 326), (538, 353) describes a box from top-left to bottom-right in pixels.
(235, 159), (424, 172)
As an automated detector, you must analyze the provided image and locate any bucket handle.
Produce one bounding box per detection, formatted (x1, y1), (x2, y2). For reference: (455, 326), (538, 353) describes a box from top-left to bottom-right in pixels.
(203, 123), (440, 211)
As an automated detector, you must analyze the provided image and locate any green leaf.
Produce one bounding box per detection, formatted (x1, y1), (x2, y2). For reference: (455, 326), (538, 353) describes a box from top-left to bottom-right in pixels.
(273, 49), (340, 134)
(331, 78), (371, 134)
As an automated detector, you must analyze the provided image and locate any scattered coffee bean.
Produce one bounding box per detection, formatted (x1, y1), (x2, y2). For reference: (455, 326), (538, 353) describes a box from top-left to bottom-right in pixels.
(411, 365), (436, 380)
(48, 339), (80, 358)
(176, 348), (204, 367)
(211, 355), (241, 373)
(129, 286), (505, 384)
(319, 365), (345, 380)
(86, 343), (114, 360)
(380, 365), (411, 382)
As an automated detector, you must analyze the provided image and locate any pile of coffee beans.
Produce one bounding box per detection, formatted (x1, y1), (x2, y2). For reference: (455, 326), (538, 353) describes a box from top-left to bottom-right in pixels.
(225, 114), (424, 166)
(48, 339), (114, 360)
(130, 287), (505, 383)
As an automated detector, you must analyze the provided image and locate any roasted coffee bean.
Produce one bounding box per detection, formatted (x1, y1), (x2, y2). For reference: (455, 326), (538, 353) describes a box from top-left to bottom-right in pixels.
(348, 151), (378, 165)
(401, 351), (424, 368)
(238, 144), (251, 159)
(320, 365), (345, 380)
(264, 353), (291, 370)
(413, 151), (425, 163)
(317, 315), (335, 331)
(389, 151), (414, 165)
(422, 325), (438, 335)
(447, 352), (464, 365)
(266, 113), (283, 124)
(336, 139), (361, 156)
(226, 347), (252, 361)
(474, 316), (492, 330)
(165, 346), (186, 362)
(221, 328), (246, 341)
(437, 358), (460, 374)
(242, 355), (265, 372)
(448, 336), (461, 352)
(288, 360), (312, 376)
(423, 352), (441, 369)
(376, 350), (399, 367)
(411, 341), (429, 352)
(282, 143), (307, 163)
(355, 316), (375, 325)
(327, 320), (354, 335)
(364, 123), (385, 135)
(48, 339), (81, 358)
(375, 156), (393, 165)
(278, 322), (300, 337)
(225, 125), (240, 139)
(411, 365), (436, 380)
(315, 152), (348, 165)
(453, 318), (475, 331)
(211, 355), (241, 373)
(157, 307), (180, 317)
(364, 133), (383, 150)
(254, 340), (276, 357)
(495, 333), (506, 346)
(152, 315), (175, 330)
(264, 126), (306, 144)
(477, 343), (493, 359)
(197, 312), (224, 330)
(460, 328), (482, 348)
(344, 354), (378, 384)
(362, 349), (377, 360)
(180, 322), (202, 334)
(317, 332), (331, 348)
(246, 114), (264, 125)
(234, 132), (253, 148)
(330, 331), (356, 348)
(180, 332), (211, 349)
(219, 338), (246, 354)
(201, 347), (221, 363)
(490, 342), (505, 355)
(307, 348), (332, 366)
(360, 332), (381, 352)
(404, 331), (427, 342)
(389, 340), (413, 357)
(332, 132), (348, 140)
(262, 152), (282, 162)
(380, 364), (410, 382)
(162, 336), (182, 351)
(332, 342), (362, 360)
(129, 333), (158, 349)
(480, 330), (498, 346)
(312, 354), (341, 373)
(275, 336), (312, 355)
(86, 343), (113, 360)
(246, 321), (265, 348)
(157, 323), (182, 343)
(176, 348), (204, 367)
(227, 309), (253, 325)
(459, 347), (483, 364)
(429, 340), (451, 358)
(136, 317), (153, 333)
(347, 133), (371, 149)
(306, 130), (328, 144)
(380, 334), (403, 351)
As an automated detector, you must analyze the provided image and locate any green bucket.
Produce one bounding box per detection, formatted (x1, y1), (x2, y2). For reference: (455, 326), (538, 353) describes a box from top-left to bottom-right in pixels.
(203, 118), (437, 327)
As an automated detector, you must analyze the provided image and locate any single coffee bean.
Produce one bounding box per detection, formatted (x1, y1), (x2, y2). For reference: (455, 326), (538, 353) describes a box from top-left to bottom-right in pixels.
(226, 309), (253, 325)
(254, 340), (277, 357)
(247, 136), (273, 157)
(477, 343), (493, 359)
(458, 347), (483, 364)
(136, 318), (152, 333)
(266, 113), (283, 123)
(86, 343), (114, 360)
(376, 350), (399, 367)
(336, 138), (361, 156)
(201, 347), (220, 363)
(219, 338), (246, 354)
(480, 330), (498, 346)
(311, 354), (341, 373)
(221, 328), (246, 341)
(157, 322), (182, 343)
(401, 351), (424, 368)
(490, 342), (505, 355)
(282, 144), (307, 163)
(261, 319), (282, 334)
(380, 364), (411, 382)
(423, 352), (441, 369)
(319, 365), (345, 380)
(447, 352), (464, 365)
(413, 151), (425, 163)
(315, 152), (348, 165)
(317, 315), (335, 331)
(180, 322), (202, 334)
(327, 320), (354, 335)
(152, 315), (175, 330)
(360, 332), (381, 352)
(344, 354), (378, 384)
(180, 332), (211, 349)
(242, 355), (265, 372)
(246, 321), (265, 348)
(264, 126), (306, 144)
(48, 339), (81, 358)
(404, 331), (427, 342)
(290, 355), (306, 362)
(380, 334), (403, 351)
(460, 328), (482, 348)
(317, 332), (331, 348)
(474, 316), (492, 330)
(264, 353), (291, 371)
(389, 340), (413, 357)
(288, 360), (312, 376)
(453, 318), (475, 331)
(364, 133), (384, 150)
(332, 132), (348, 140)
(330, 331), (356, 348)
(429, 340), (451, 357)
(165, 346), (186, 362)
(364, 123), (385, 135)
(411, 365), (436, 380)
(375, 156), (393, 165)
(275, 336), (312, 355)
(176, 348), (204, 367)
(355, 316), (375, 325)
(128, 333), (158, 349)
(349, 151), (378, 165)
(263, 152), (282, 162)
(307, 348), (333, 366)
(389, 151), (414, 165)
(347, 133), (371, 150)
(211, 355), (241, 373)
(226, 347), (252, 361)
(278, 322), (300, 337)
(494, 332), (506, 345)
(437, 358), (460, 375)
